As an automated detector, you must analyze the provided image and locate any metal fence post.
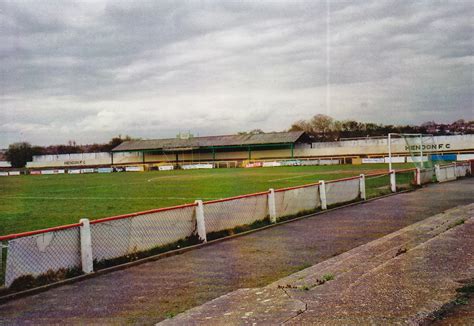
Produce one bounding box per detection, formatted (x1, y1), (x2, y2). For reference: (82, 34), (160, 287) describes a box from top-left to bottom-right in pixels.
(319, 180), (327, 210)
(359, 174), (366, 200)
(390, 170), (396, 192)
(0, 241), (4, 287)
(434, 164), (440, 182)
(194, 200), (207, 243)
(416, 168), (421, 186)
(79, 219), (94, 274)
(268, 189), (277, 223)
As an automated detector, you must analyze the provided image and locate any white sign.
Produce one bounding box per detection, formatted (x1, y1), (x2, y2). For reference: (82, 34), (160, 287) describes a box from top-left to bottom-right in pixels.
(384, 157), (405, 163)
(319, 159), (340, 165)
(159, 165), (174, 171)
(362, 158), (385, 164)
(262, 161), (281, 167)
(8, 171), (20, 176)
(181, 164), (213, 170)
(98, 167), (113, 173)
(125, 166), (142, 172)
(81, 168), (95, 173)
(0, 172), (9, 176)
(68, 169), (82, 174)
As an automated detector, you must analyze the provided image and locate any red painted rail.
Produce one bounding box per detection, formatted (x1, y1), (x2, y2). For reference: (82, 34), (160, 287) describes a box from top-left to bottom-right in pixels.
(0, 222), (83, 241)
(0, 167), (425, 240)
(365, 171), (392, 178)
(274, 181), (320, 193)
(393, 168), (417, 173)
(204, 191), (270, 204)
(325, 175), (361, 184)
(89, 202), (198, 224)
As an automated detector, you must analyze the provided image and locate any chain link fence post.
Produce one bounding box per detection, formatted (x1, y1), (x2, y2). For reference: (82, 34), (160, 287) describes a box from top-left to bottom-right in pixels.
(416, 168), (421, 186)
(194, 200), (207, 243)
(319, 180), (327, 210)
(268, 189), (277, 223)
(434, 164), (440, 182)
(390, 170), (396, 192)
(359, 174), (366, 200)
(80, 219), (94, 274)
(0, 240), (4, 288)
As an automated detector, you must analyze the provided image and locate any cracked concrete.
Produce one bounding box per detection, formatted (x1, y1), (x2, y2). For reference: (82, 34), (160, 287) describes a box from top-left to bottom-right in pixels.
(160, 204), (474, 325)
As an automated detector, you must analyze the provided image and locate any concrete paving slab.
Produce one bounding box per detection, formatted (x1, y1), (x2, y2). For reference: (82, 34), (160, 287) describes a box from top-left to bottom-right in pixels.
(162, 204), (474, 325)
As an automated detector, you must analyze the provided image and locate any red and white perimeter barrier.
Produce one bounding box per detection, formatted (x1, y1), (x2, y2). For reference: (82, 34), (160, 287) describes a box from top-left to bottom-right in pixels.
(0, 165), (470, 289)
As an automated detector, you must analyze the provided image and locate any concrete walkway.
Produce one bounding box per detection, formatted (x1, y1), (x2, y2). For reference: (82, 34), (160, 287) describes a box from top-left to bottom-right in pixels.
(161, 204), (474, 325)
(0, 178), (473, 325)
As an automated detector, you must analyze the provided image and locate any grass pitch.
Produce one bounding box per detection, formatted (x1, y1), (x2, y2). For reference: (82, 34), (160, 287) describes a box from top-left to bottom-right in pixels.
(0, 163), (413, 235)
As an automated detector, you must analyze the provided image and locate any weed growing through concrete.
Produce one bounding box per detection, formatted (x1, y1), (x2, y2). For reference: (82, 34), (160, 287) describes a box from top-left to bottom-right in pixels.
(322, 273), (335, 281)
(430, 280), (474, 321)
(447, 218), (465, 230)
(165, 312), (177, 319)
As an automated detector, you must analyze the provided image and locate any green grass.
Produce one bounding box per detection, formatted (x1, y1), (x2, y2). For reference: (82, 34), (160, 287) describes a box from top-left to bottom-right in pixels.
(322, 273), (335, 281)
(0, 163), (412, 235)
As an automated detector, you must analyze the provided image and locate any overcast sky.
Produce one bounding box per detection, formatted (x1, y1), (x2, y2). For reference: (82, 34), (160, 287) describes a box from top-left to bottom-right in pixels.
(0, 0), (472, 147)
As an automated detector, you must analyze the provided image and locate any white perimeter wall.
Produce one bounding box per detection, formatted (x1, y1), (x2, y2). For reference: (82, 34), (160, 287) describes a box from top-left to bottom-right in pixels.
(298, 134), (474, 157)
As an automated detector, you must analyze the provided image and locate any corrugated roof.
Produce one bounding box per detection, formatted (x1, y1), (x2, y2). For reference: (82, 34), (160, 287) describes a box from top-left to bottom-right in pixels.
(112, 131), (307, 152)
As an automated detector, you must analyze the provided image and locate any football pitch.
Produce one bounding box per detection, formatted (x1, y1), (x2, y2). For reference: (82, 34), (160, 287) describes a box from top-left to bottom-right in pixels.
(0, 163), (413, 235)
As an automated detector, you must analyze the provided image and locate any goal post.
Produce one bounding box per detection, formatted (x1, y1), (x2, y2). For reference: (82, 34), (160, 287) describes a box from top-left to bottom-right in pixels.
(387, 133), (438, 170)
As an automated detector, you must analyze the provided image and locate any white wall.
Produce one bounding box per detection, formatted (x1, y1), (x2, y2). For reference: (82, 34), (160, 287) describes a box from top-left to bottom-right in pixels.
(303, 135), (474, 157)
(0, 161), (12, 167)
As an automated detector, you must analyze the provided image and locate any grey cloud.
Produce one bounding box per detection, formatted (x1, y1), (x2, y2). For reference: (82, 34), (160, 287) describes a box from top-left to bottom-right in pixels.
(0, 0), (472, 147)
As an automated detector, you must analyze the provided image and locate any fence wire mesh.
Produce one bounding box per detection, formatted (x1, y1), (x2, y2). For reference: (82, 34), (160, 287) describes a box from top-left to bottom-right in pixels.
(436, 164), (456, 182)
(274, 185), (320, 219)
(395, 170), (416, 190)
(455, 163), (470, 178)
(91, 206), (196, 263)
(5, 228), (81, 287)
(419, 168), (435, 184)
(203, 194), (268, 234)
(2, 166), (468, 291)
(0, 241), (5, 288)
(325, 178), (360, 206)
(365, 173), (391, 198)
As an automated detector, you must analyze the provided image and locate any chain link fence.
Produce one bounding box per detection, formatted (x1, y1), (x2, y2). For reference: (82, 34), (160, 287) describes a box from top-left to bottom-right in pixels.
(91, 204), (197, 264)
(436, 164), (456, 182)
(4, 226), (81, 288)
(365, 172), (392, 198)
(0, 241), (6, 289)
(203, 193), (269, 235)
(455, 162), (470, 178)
(274, 183), (320, 219)
(419, 168), (435, 185)
(325, 177), (361, 206)
(395, 169), (417, 190)
(0, 166), (470, 292)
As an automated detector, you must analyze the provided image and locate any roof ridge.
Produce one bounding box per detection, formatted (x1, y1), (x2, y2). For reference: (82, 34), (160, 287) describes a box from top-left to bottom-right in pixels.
(112, 131), (306, 152)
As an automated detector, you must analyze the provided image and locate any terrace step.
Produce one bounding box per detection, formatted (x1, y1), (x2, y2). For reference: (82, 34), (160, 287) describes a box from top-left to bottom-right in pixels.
(160, 204), (474, 325)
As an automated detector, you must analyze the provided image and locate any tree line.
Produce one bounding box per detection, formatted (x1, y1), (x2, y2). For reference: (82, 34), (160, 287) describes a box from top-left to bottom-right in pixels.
(288, 114), (473, 142)
(4, 116), (472, 168)
(3, 135), (135, 168)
